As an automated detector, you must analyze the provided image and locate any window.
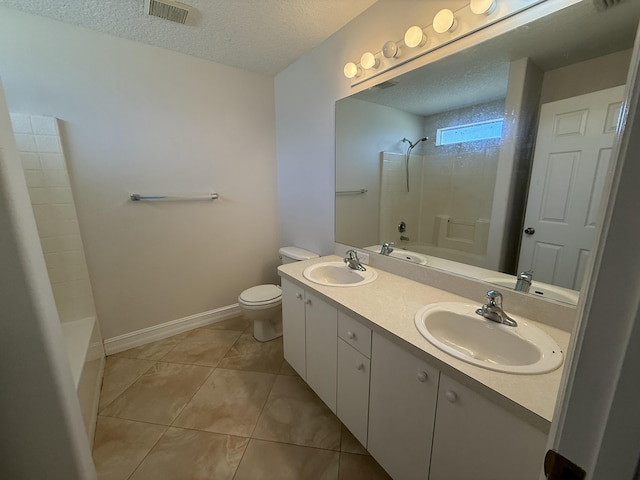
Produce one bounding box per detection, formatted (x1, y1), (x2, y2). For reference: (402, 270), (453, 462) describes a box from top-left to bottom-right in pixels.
(436, 118), (504, 146)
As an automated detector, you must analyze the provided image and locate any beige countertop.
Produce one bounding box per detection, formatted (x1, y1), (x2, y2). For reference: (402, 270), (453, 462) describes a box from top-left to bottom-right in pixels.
(278, 255), (571, 432)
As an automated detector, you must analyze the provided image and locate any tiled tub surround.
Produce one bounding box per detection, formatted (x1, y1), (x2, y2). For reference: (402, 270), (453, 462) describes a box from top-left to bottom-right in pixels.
(278, 255), (572, 428)
(93, 316), (391, 480)
(10, 113), (98, 323)
(10, 113), (106, 444)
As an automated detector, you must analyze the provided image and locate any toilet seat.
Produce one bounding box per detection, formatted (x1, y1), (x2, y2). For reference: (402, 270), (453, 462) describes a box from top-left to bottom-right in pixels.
(238, 284), (282, 307)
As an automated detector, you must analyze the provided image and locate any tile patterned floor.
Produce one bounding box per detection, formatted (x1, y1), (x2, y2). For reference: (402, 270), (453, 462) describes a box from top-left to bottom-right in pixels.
(93, 316), (391, 480)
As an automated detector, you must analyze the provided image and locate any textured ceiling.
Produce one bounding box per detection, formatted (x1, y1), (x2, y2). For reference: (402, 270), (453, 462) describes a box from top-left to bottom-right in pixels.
(0, 0), (378, 75)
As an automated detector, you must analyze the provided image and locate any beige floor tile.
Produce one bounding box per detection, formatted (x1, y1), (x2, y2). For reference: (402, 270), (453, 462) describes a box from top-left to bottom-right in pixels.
(173, 368), (276, 437)
(278, 359), (299, 376)
(112, 333), (190, 361)
(234, 439), (339, 480)
(99, 356), (156, 411)
(252, 375), (341, 450)
(92, 416), (166, 480)
(340, 424), (368, 455)
(129, 427), (249, 480)
(100, 361), (212, 425)
(338, 452), (392, 480)
(217, 332), (284, 373)
(161, 328), (241, 367)
(204, 316), (250, 332)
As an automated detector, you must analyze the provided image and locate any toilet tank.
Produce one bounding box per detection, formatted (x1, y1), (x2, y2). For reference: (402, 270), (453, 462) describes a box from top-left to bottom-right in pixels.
(279, 246), (319, 264)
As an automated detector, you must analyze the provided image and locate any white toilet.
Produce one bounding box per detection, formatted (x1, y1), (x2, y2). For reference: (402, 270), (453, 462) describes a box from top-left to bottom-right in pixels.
(238, 246), (318, 342)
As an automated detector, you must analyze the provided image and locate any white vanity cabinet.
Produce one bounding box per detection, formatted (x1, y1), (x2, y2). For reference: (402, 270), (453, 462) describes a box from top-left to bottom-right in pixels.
(281, 276), (550, 480)
(429, 373), (547, 480)
(336, 312), (372, 447)
(281, 277), (338, 412)
(367, 332), (439, 480)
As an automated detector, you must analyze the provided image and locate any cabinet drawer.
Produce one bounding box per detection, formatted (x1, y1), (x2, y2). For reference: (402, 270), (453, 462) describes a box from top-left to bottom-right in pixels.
(338, 311), (371, 358)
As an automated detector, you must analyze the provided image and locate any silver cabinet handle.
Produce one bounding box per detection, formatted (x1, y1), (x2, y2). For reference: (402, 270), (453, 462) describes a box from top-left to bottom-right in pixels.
(295, 293), (302, 299)
(305, 299), (312, 305)
(347, 331), (355, 340)
(417, 371), (428, 382)
(446, 391), (458, 403)
(356, 363), (365, 371)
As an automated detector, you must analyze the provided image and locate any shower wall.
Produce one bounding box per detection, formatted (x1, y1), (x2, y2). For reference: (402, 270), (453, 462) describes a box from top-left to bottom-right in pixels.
(10, 113), (104, 444)
(378, 152), (423, 244)
(417, 100), (504, 255)
(11, 114), (97, 323)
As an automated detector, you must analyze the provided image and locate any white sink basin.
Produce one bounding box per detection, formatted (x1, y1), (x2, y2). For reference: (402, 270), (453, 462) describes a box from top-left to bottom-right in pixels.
(303, 261), (378, 287)
(482, 277), (579, 305)
(365, 245), (428, 265)
(414, 302), (563, 374)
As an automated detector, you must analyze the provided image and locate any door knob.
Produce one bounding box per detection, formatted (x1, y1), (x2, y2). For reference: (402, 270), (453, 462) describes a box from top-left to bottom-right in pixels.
(524, 227), (535, 235)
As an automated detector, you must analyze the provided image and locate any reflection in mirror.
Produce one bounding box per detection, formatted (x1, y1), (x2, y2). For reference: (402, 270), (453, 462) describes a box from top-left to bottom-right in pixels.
(335, 1), (640, 305)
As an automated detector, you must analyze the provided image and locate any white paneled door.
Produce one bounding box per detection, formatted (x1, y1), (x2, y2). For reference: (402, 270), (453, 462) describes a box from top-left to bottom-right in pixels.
(518, 85), (625, 290)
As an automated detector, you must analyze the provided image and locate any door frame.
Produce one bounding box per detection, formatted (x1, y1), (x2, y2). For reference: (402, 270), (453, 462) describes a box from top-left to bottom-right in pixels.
(544, 23), (640, 480)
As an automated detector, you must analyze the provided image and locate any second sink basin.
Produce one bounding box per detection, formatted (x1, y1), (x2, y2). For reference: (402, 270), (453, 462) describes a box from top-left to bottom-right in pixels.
(414, 302), (563, 374)
(303, 261), (378, 287)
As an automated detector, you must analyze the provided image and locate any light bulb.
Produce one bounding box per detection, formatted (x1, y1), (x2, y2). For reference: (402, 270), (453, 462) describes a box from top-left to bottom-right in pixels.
(470, 0), (497, 15)
(343, 62), (361, 79)
(404, 26), (427, 48)
(382, 41), (400, 59)
(433, 9), (457, 33)
(361, 52), (379, 70)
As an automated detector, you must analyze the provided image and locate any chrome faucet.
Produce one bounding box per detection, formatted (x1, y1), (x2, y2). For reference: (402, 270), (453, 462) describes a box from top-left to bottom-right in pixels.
(344, 249), (367, 271)
(476, 290), (517, 327)
(380, 242), (395, 255)
(515, 270), (533, 293)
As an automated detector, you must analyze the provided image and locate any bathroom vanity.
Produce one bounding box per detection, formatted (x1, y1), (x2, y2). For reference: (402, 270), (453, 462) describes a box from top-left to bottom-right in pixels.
(278, 255), (571, 480)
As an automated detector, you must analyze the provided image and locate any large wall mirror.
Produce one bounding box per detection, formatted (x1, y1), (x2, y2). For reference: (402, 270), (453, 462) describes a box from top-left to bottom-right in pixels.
(336, 0), (640, 305)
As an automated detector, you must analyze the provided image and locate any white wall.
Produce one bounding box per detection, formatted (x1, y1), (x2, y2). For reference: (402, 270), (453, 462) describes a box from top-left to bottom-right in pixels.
(0, 7), (280, 340)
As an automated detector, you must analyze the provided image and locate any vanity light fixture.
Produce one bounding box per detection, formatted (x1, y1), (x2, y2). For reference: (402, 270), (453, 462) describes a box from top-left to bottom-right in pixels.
(381, 40), (401, 59)
(433, 9), (458, 33)
(404, 25), (427, 48)
(343, 0), (536, 85)
(470, 0), (498, 15)
(361, 52), (379, 70)
(343, 62), (361, 79)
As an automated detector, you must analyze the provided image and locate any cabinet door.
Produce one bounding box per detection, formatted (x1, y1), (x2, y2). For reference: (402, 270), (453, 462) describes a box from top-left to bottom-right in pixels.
(368, 332), (439, 480)
(337, 338), (370, 447)
(430, 374), (547, 480)
(281, 278), (306, 379)
(305, 290), (338, 412)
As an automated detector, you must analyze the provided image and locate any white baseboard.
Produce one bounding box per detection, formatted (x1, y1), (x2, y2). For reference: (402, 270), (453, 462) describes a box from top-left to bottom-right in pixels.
(103, 304), (242, 356)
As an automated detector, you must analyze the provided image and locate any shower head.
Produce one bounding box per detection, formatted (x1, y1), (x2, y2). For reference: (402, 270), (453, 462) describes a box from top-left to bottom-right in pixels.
(402, 136), (429, 149)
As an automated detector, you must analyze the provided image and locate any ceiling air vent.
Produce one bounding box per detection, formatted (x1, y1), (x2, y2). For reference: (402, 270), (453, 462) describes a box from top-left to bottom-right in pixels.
(145, 0), (191, 24)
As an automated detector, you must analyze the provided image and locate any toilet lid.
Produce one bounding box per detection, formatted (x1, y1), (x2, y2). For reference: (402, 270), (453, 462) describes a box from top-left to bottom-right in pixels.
(239, 284), (282, 304)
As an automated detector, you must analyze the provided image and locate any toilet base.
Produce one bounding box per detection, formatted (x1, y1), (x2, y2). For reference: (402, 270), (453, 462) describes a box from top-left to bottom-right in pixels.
(239, 304), (283, 342)
(253, 314), (283, 342)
